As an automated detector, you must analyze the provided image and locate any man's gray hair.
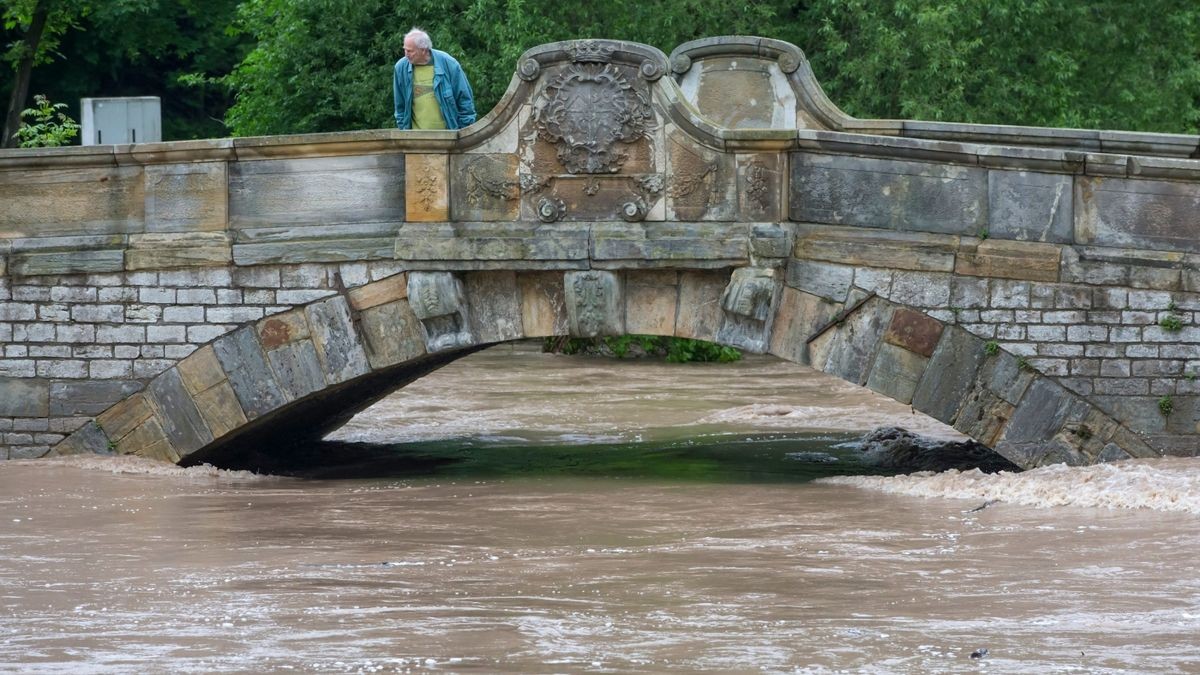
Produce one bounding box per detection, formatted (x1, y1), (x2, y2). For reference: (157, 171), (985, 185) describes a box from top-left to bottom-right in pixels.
(405, 28), (432, 50)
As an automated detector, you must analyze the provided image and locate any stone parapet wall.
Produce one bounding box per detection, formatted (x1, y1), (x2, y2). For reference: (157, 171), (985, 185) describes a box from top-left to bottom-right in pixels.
(784, 225), (1200, 455)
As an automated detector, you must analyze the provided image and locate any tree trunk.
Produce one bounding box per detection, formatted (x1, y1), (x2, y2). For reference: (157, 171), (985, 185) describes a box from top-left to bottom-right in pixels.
(2, 3), (50, 149)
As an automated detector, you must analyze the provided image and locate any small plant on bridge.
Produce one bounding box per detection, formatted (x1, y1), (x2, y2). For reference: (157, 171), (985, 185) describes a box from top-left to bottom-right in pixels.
(984, 340), (1000, 357)
(1158, 395), (1174, 417)
(1016, 355), (1035, 372)
(15, 95), (80, 148)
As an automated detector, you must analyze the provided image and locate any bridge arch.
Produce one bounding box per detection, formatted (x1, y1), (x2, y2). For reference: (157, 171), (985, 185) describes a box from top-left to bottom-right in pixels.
(7, 35), (1197, 464)
(52, 267), (1155, 470)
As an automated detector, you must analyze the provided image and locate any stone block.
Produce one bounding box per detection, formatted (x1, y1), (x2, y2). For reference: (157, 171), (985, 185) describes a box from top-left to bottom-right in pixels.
(591, 222), (748, 263)
(812, 296), (894, 386)
(0, 377), (48, 416)
(986, 169), (1073, 243)
(360, 299), (427, 369)
(465, 271), (524, 343)
(564, 270), (624, 338)
(792, 226), (957, 272)
(912, 326), (988, 425)
(518, 272), (569, 338)
(1076, 176), (1200, 253)
(716, 267), (780, 353)
(451, 154), (519, 221)
(95, 392), (154, 442)
(891, 271), (952, 308)
(883, 308), (944, 357)
(49, 380), (143, 416)
(117, 415), (179, 463)
(866, 342), (930, 405)
(785, 260), (852, 302)
(678, 56), (796, 129)
(257, 309), (310, 351)
(266, 339), (326, 401)
(768, 287), (842, 365)
(675, 270), (728, 342)
(953, 387), (1014, 448)
(212, 326), (286, 420)
(305, 296), (371, 383)
(54, 421), (113, 456)
(791, 153), (986, 235)
(737, 154), (784, 222)
(229, 154), (404, 229)
(176, 345), (226, 396)
(749, 222), (792, 259)
(193, 380), (248, 440)
(0, 165), (144, 238)
(625, 271), (679, 336)
(955, 239), (1062, 282)
(405, 153), (449, 221)
(147, 367), (214, 457)
(407, 272), (475, 352)
(996, 378), (1092, 465)
(395, 222), (590, 262)
(9, 249), (125, 276)
(348, 273), (408, 311)
(144, 161), (228, 233)
(666, 133), (736, 221)
(126, 232), (232, 270)
(978, 350), (1035, 405)
(233, 228), (400, 266)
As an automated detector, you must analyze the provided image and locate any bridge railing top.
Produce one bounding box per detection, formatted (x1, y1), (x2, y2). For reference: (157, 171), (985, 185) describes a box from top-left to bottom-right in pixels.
(1, 37), (1197, 175)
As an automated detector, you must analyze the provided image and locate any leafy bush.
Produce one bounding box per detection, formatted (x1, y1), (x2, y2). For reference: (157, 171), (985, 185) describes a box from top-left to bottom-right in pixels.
(15, 95), (79, 148)
(545, 335), (741, 363)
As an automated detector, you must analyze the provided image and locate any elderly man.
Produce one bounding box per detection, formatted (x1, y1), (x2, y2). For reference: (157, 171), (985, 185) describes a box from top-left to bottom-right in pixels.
(393, 28), (477, 130)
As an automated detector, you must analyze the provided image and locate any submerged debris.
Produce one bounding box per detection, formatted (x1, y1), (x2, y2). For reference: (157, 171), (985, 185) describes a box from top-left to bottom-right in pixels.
(970, 647), (989, 659)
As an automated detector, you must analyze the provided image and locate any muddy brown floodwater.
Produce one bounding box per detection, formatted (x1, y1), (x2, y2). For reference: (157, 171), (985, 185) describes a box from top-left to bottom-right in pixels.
(3, 344), (1199, 673)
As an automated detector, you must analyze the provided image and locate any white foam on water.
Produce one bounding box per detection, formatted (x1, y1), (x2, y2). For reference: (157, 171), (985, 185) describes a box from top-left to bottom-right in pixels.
(697, 403), (967, 440)
(17, 454), (272, 481)
(820, 457), (1200, 514)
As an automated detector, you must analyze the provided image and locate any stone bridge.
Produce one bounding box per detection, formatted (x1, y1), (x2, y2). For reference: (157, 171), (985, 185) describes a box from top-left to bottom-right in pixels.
(2, 37), (1199, 468)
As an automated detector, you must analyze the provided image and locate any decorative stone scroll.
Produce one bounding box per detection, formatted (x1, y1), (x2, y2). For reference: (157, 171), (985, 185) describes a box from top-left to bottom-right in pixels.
(533, 63), (654, 175)
(564, 270), (624, 338)
(716, 267), (780, 353)
(406, 272), (475, 352)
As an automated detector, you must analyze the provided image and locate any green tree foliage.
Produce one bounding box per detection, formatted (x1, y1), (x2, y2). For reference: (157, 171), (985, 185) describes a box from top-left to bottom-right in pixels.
(800, 0), (1200, 132)
(1, 0), (248, 142)
(223, 0), (1200, 137)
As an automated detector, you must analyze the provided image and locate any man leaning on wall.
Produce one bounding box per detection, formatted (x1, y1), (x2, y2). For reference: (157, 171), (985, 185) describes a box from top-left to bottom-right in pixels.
(393, 28), (477, 130)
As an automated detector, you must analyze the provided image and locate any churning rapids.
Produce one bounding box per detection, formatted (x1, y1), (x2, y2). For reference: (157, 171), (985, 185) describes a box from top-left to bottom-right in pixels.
(3, 343), (1199, 673)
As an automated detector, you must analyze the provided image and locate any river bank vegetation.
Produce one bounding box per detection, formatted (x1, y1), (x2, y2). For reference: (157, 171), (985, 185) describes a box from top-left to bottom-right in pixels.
(4, 0), (1199, 145)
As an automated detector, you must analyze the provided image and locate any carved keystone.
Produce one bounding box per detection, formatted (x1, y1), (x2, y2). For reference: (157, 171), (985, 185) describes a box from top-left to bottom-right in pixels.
(407, 272), (475, 352)
(564, 270), (624, 338)
(716, 267), (780, 353)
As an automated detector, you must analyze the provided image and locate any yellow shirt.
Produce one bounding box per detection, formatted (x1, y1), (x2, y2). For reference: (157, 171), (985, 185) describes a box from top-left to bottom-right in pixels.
(412, 65), (446, 130)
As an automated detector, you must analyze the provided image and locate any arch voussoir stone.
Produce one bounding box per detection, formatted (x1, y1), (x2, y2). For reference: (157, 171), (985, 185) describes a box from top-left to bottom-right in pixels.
(770, 286), (1160, 469)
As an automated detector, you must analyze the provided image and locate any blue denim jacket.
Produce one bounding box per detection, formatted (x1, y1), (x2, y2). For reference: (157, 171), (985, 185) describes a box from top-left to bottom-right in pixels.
(393, 49), (477, 130)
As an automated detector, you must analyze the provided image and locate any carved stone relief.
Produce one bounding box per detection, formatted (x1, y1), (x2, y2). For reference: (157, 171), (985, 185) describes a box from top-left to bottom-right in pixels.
(564, 270), (624, 338)
(451, 154), (519, 221)
(533, 63), (655, 175)
(737, 154), (782, 221)
(667, 134), (734, 221)
(406, 272), (475, 352)
(716, 267), (780, 353)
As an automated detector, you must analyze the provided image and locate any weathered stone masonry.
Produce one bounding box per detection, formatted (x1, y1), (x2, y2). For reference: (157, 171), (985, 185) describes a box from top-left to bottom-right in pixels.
(1, 36), (1199, 468)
